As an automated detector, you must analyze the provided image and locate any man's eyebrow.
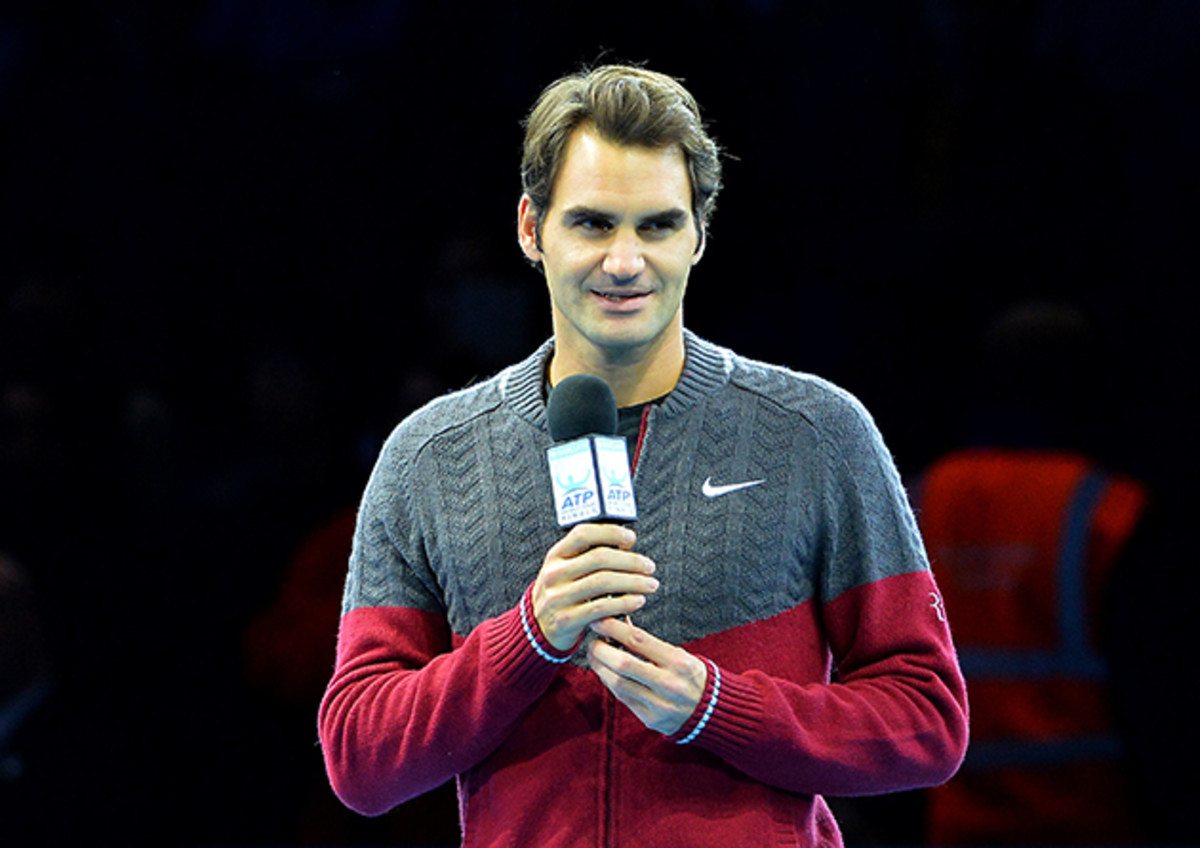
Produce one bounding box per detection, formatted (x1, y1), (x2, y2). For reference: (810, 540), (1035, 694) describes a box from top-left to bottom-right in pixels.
(560, 206), (689, 227)
(561, 206), (614, 224)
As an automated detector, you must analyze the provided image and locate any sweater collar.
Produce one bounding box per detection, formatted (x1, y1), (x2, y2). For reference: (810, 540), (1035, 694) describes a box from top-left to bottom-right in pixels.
(501, 329), (732, 432)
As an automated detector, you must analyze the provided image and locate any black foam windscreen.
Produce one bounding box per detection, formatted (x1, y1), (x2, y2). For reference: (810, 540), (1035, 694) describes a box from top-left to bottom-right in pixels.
(546, 374), (618, 442)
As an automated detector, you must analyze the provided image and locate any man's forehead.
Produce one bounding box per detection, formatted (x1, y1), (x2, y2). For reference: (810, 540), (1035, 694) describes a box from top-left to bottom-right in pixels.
(549, 126), (692, 211)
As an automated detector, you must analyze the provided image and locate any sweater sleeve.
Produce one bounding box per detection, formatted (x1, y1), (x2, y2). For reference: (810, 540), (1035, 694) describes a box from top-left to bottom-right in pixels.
(668, 394), (969, 796)
(670, 571), (967, 796)
(317, 430), (571, 816)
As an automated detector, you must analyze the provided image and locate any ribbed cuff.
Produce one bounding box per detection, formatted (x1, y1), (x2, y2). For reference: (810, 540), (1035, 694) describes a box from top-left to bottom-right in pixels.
(671, 657), (721, 745)
(668, 664), (765, 754)
(477, 586), (577, 693)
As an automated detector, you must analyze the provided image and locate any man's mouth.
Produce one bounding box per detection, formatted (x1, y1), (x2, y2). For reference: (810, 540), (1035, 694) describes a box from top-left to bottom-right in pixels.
(593, 290), (649, 302)
(590, 290), (651, 313)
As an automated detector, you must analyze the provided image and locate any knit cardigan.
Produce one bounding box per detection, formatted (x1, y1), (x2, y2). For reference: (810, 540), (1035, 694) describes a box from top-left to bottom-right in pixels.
(318, 331), (968, 847)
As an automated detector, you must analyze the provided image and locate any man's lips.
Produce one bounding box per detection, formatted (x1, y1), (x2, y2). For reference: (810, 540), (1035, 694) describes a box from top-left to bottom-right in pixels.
(590, 290), (651, 311)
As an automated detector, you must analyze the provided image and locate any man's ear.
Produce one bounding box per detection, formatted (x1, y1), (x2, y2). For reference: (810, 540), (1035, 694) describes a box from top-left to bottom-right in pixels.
(517, 195), (543, 263)
(692, 223), (707, 265)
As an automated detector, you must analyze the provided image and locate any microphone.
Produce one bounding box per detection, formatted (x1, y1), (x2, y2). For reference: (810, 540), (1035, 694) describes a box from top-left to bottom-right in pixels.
(545, 374), (638, 527)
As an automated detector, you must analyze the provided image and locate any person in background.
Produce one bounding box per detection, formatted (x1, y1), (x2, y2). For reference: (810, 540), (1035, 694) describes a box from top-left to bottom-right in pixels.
(915, 300), (1149, 844)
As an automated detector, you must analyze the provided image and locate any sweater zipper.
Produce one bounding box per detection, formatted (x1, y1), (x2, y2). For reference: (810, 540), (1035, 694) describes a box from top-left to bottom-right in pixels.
(631, 404), (652, 473)
(604, 405), (652, 848)
(603, 694), (616, 847)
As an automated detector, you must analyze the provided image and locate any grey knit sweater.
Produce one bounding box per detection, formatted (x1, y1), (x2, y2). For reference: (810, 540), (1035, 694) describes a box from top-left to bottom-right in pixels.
(344, 329), (929, 638)
(322, 329), (968, 846)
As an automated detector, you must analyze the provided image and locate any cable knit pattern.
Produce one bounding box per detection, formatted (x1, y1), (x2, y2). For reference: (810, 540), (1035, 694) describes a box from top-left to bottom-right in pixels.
(344, 332), (922, 639)
(320, 330), (968, 846)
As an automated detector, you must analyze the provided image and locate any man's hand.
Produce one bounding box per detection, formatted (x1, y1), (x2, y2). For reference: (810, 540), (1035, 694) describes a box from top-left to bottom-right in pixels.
(587, 616), (707, 736)
(532, 523), (658, 652)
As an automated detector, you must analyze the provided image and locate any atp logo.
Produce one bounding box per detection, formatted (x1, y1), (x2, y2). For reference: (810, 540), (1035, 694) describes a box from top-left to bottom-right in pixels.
(603, 464), (629, 487)
(555, 466), (593, 492)
(560, 490), (596, 510)
(555, 466), (596, 511)
(603, 463), (632, 505)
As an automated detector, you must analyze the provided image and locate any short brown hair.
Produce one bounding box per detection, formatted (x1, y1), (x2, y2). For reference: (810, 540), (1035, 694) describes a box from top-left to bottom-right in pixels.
(520, 64), (723, 238)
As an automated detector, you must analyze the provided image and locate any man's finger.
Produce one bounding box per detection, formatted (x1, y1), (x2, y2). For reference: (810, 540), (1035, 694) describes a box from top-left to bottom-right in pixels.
(589, 615), (673, 662)
(548, 522), (636, 559)
(589, 635), (660, 688)
(587, 636), (702, 737)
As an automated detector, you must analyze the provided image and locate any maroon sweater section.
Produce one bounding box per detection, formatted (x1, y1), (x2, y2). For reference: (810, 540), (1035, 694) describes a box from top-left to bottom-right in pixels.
(320, 569), (965, 847)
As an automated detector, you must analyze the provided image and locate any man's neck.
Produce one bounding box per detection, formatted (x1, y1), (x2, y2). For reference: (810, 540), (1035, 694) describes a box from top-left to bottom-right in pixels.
(549, 330), (685, 407)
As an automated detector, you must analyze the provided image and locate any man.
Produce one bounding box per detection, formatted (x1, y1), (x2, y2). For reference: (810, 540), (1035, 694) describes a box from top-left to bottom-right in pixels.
(319, 65), (968, 847)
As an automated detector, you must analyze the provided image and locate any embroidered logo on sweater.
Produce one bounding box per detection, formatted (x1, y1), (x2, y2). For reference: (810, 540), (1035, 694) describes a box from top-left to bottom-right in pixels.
(701, 477), (766, 498)
(929, 591), (946, 622)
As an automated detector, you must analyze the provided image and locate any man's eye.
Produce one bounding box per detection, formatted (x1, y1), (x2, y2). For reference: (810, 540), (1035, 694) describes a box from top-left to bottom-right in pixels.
(639, 220), (677, 236)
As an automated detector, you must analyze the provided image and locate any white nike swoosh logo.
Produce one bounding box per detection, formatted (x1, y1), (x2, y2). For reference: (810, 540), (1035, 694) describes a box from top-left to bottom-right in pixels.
(702, 477), (766, 498)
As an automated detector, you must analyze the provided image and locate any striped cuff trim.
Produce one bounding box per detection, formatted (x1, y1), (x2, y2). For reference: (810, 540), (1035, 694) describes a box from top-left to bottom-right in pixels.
(519, 586), (572, 665)
(676, 659), (721, 745)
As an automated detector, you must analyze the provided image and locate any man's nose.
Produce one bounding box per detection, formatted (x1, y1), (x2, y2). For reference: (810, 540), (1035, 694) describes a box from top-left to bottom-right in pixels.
(601, 231), (645, 280)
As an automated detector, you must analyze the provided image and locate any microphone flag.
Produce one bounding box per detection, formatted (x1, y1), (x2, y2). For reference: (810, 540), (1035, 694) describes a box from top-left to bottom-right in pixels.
(547, 434), (637, 527)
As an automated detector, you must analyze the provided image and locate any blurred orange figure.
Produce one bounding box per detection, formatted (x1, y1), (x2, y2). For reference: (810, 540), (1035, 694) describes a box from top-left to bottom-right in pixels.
(916, 301), (1149, 844)
(917, 448), (1146, 843)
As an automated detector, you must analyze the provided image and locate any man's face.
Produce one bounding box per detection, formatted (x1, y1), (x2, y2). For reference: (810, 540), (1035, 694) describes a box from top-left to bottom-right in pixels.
(519, 126), (703, 366)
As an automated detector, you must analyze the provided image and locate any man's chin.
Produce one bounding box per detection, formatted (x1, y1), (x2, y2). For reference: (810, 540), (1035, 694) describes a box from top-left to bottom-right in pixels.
(588, 326), (678, 362)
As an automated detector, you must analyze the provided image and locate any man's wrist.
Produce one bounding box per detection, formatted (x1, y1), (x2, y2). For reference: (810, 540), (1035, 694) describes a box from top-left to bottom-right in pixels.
(520, 585), (578, 663)
(670, 657), (721, 745)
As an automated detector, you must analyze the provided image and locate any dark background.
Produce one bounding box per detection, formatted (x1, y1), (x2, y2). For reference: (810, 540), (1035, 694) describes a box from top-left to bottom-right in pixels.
(1, 1), (1197, 845)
